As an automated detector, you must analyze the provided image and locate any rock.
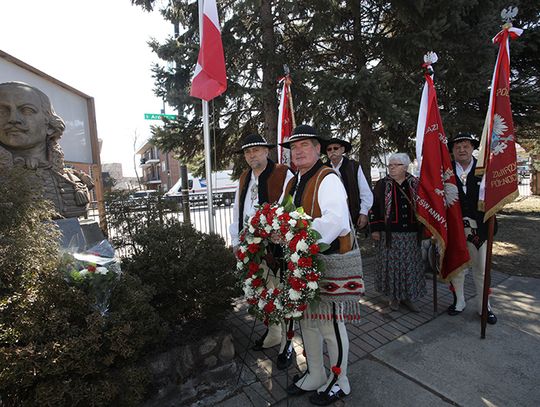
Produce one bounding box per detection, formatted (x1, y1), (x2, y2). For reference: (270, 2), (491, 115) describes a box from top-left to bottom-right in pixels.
(219, 334), (235, 362)
(199, 337), (217, 356)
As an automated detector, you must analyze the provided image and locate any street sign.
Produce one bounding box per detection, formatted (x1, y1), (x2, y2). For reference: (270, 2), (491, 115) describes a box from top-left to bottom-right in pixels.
(144, 113), (178, 120)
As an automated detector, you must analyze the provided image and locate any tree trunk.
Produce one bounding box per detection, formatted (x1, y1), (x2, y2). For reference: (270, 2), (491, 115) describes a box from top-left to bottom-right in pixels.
(260, 0), (279, 161)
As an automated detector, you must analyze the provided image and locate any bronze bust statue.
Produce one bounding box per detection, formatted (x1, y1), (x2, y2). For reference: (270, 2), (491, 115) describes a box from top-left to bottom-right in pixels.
(0, 81), (93, 218)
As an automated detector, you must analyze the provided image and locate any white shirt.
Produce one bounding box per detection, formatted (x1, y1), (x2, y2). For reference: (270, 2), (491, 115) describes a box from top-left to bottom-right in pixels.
(279, 170), (350, 244)
(230, 168), (294, 246)
(331, 157), (374, 215)
(454, 160), (474, 194)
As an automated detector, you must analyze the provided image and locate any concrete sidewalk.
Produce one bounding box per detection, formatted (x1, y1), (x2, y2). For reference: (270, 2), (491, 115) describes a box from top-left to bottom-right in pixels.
(220, 259), (539, 407)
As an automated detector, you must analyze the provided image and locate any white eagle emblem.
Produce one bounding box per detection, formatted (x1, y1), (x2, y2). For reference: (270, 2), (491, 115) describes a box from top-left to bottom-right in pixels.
(434, 169), (459, 207)
(490, 114), (513, 155)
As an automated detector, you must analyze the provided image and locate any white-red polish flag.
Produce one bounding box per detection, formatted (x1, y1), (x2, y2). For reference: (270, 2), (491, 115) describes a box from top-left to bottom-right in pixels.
(476, 23), (523, 220)
(190, 0), (227, 101)
(415, 52), (470, 281)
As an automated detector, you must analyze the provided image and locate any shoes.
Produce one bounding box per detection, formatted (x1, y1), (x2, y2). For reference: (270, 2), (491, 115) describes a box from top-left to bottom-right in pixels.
(487, 310), (498, 325)
(286, 375), (310, 396)
(389, 299), (400, 311)
(401, 299), (420, 313)
(276, 343), (294, 370)
(309, 389), (347, 406)
(251, 337), (265, 351)
(447, 304), (464, 316)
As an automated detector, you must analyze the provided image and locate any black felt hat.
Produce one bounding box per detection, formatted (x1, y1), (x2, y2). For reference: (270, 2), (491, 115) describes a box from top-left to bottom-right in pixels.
(279, 125), (327, 149)
(235, 134), (275, 153)
(324, 137), (352, 154)
(448, 132), (480, 150)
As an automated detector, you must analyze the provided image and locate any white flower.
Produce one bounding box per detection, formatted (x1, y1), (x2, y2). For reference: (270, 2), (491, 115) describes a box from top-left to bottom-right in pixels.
(285, 231), (294, 241)
(253, 237), (262, 244)
(239, 245), (247, 253)
(296, 239), (308, 252)
(307, 281), (318, 290)
(243, 257), (249, 264)
(243, 286), (254, 297)
(276, 207), (284, 216)
(272, 219), (280, 230)
(290, 211), (300, 219)
(289, 289), (302, 300)
(288, 219), (297, 227)
(293, 268), (303, 278)
(290, 253), (300, 263)
(274, 300), (283, 310)
(291, 310), (303, 318)
(264, 225), (272, 233)
(236, 261), (243, 270)
(248, 225), (255, 233)
(79, 269), (89, 277)
(96, 267), (108, 275)
(246, 235), (253, 244)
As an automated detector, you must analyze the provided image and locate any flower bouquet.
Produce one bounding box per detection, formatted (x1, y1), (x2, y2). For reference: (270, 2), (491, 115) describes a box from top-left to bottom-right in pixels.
(236, 197), (329, 325)
(60, 239), (121, 316)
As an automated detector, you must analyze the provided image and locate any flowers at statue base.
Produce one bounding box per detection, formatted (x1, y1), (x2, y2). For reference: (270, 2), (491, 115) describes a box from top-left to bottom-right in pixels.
(59, 240), (121, 316)
(236, 197), (329, 326)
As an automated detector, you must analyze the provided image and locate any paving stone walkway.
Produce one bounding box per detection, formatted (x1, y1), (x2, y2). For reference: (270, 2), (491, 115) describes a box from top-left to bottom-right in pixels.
(222, 255), (508, 406)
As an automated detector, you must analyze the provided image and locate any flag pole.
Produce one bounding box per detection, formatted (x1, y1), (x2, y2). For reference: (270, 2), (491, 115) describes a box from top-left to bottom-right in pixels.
(198, 0), (215, 233)
(481, 216), (495, 338)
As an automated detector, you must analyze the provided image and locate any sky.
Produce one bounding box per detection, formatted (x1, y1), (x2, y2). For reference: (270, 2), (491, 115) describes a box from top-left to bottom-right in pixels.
(0, 0), (173, 177)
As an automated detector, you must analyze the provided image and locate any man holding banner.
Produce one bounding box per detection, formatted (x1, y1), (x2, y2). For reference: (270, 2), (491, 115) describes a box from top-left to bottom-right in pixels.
(447, 133), (497, 325)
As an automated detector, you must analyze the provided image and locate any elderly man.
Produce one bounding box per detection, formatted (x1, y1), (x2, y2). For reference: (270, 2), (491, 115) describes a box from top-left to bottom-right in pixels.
(447, 133), (497, 325)
(280, 125), (353, 406)
(324, 137), (373, 229)
(230, 133), (293, 353)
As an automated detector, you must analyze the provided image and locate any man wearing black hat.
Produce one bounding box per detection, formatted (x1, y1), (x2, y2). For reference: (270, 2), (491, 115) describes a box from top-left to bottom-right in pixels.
(448, 133), (497, 325)
(230, 134), (294, 351)
(280, 125), (354, 406)
(324, 138), (373, 229)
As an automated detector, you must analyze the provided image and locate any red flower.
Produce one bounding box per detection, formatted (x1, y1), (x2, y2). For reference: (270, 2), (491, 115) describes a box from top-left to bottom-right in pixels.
(288, 277), (306, 291)
(272, 288), (280, 296)
(297, 219), (308, 229)
(287, 261), (295, 271)
(305, 272), (319, 282)
(259, 230), (269, 238)
(279, 213), (291, 222)
(298, 256), (313, 268)
(287, 330), (295, 340)
(298, 303), (308, 311)
(248, 243), (260, 254)
(247, 297), (257, 305)
(237, 250), (246, 261)
(289, 237), (299, 251)
(309, 244), (320, 255)
(250, 215), (260, 226)
(249, 262), (259, 273)
(251, 278), (263, 288)
(297, 230), (308, 240)
(331, 366), (341, 376)
(261, 204), (271, 215)
(87, 264), (96, 273)
(280, 224), (289, 234)
(263, 301), (275, 313)
(261, 289), (268, 299)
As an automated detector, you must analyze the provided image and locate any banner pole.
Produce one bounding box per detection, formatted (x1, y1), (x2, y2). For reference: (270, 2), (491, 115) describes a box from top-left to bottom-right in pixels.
(481, 216), (495, 338)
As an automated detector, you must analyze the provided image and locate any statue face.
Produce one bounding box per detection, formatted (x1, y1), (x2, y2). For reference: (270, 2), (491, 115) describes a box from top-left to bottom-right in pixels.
(0, 85), (49, 150)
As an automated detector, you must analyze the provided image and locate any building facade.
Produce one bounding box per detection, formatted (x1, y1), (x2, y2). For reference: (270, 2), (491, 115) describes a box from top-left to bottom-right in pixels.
(136, 140), (180, 192)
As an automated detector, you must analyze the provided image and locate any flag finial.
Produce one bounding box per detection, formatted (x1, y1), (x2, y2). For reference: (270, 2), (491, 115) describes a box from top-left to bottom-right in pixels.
(501, 6), (518, 28)
(423, 52), (438, 75)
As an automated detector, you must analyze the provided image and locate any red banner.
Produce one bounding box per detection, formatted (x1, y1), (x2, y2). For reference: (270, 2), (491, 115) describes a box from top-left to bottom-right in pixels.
(416, 58), (470, 281)
(190, 0), (227, 101)
(476, 26), (523, 220)
(277, 75), (295, 169)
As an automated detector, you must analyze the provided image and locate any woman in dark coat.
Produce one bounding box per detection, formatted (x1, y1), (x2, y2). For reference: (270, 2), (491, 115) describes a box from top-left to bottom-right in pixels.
(369, 153), (426, 312)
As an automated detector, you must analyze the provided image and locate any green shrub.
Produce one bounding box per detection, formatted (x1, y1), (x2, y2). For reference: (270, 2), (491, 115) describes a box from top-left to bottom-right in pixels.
(122, 220), (239, 339)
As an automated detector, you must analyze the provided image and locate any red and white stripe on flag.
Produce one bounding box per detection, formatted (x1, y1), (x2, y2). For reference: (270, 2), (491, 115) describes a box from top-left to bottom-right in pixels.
(277, 76), (294, 168)
(190, 0), (227, 101)
(476, 26), (523, 220)
(415, 57), (470, 281)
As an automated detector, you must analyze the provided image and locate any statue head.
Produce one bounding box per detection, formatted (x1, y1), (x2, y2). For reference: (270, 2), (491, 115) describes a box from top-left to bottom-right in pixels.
(0, 82), (65, 169)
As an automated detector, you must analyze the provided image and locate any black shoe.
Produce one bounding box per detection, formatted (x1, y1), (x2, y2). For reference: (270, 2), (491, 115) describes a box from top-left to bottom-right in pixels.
(447, 305), (463, 316)
(309, 389), (347, 406)
(276, 344), (294, 370)
(251, 337), (265, 351)
(286, 383), (309, 396)
(487, 310), (497, 325)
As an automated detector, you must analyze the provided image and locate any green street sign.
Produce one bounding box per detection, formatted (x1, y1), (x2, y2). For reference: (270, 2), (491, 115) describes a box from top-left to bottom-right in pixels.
(144, 113), (178, 120)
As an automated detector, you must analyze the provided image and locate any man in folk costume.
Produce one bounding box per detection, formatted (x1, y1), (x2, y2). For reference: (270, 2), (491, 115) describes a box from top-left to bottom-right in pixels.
(280, 125), (358, 405)
(230, 134), (294, 351)
(324, 137), (373, 230)
(447, 133), (497, 325)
